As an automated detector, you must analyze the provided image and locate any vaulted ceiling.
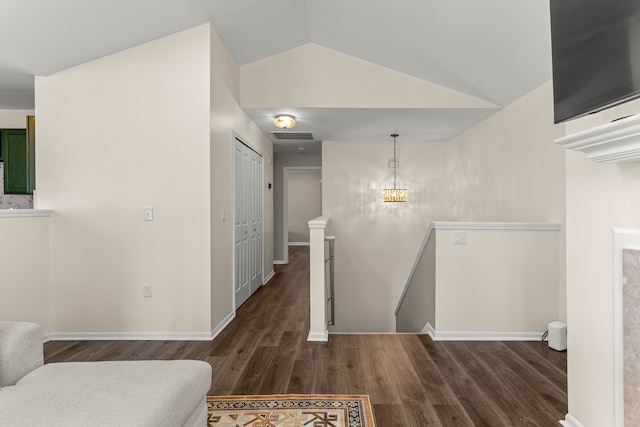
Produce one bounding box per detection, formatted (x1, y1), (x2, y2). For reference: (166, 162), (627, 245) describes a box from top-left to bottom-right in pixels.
(0, 0), (552, 151)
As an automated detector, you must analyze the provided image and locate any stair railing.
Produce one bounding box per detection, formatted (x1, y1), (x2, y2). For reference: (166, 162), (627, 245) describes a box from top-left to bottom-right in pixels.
(325, 236), (336, 326)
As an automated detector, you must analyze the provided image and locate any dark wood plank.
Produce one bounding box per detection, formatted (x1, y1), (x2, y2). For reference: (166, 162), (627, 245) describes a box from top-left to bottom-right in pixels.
(44, 246), (567, 426)
(418, 336), (514, 427)
(433, 404), (476, 427)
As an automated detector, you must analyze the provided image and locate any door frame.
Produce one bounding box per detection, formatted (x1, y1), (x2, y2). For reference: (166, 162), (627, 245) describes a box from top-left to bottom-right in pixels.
(232, 133), (264, 311)
(283, 166), (322, 264)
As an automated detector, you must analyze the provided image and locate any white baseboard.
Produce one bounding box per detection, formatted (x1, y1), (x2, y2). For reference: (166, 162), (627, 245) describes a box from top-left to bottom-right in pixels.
(560, 414), (585, 427)
(273, 260), (286, 265)
(45, 331), (215, 341)
(288, 242), (310, 246)
(420, 326), (545, 342)
(420, 323), (436, 340)
(307, 330), (328, 342)
(263, 270), (276, 285)
(210, 311), (236, 341)
(44, 311), (236, 342)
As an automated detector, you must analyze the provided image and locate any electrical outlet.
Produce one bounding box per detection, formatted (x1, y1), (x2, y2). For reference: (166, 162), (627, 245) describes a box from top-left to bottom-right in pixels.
(143, 284), (152, 297)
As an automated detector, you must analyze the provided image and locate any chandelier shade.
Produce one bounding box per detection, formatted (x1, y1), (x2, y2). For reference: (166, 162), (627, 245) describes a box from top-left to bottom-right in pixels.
(383, 133), (407, 203)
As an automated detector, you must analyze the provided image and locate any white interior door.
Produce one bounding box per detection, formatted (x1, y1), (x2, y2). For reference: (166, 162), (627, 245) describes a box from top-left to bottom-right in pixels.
(234, 137), (263, 309)
(249, 148), (263, 295)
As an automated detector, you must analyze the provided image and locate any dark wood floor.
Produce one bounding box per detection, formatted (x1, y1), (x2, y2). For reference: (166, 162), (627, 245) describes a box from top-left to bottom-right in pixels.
(45, 246), (567, 426)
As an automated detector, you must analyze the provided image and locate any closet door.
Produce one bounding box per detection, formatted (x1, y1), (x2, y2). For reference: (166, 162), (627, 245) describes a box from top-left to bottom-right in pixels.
(234, 138), (263, 309)
(248, 148), (263, 295)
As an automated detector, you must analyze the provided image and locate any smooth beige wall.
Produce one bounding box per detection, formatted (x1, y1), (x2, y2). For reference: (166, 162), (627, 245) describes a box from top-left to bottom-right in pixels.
(241, 43), (494, 109)
(287, 171), (321, 243)
(396, 230), (436, 333)
(273, 152), (321, 262)
(447, 82), (567, 322)
(36, 25), (213, 334)
(0, 216), (50, 331)
(435, 228), (559, 332)
(562, 97), (640, 427)
(0, 110), (33, 128)
(322, 82), (565, 332)
(447, 82), (565, 224)
(323, 139), (450, 332)
(209, 25), (274, 330)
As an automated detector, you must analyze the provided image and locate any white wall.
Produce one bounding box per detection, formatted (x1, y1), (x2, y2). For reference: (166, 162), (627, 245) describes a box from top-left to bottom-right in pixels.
(0, 216), (50, 332)
(273, 152), (321, 261)
(323, 138), (450, 332)
(209, 25), (274, 329)
(396, 225), (559, 336)
(36, 25), (213, 335)
(562, 97), (640, 427)
(435, 227), (559, 333)
(240, 43), (494, 109)
(5, 23), (274, 339)
(287, 170), (321, 243)
(396, 229), (436, 333)
(323, 82), (565, 332)
(0, 110), (33, 128)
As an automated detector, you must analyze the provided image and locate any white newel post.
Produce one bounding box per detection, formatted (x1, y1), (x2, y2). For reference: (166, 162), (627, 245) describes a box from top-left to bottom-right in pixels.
(308, 215), (330, 342)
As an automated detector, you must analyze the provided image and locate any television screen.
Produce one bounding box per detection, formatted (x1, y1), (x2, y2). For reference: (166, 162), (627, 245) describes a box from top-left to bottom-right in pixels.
(550, 0), (640, 123)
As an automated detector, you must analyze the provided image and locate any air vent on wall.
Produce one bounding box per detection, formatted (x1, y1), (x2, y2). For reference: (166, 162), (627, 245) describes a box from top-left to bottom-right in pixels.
(271, 132), (314, 140)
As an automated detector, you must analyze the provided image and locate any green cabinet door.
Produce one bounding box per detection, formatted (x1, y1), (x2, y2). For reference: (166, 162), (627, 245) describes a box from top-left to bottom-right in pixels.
(1, 129), (29, 194)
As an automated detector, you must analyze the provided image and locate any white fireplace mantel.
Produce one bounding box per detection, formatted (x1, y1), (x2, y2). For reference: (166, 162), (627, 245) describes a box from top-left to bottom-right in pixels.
(555, 113), (640, 163)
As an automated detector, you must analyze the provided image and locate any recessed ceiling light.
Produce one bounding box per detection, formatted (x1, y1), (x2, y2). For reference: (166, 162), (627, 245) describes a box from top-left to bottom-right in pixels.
(274, 115), (296, 129)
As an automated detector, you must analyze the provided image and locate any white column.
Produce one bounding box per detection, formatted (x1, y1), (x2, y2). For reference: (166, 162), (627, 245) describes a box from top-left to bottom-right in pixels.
(308, 215), (330, 341)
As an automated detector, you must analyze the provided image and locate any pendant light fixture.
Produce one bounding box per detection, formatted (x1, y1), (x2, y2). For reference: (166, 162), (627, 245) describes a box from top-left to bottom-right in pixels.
(383, 133), (407, 202)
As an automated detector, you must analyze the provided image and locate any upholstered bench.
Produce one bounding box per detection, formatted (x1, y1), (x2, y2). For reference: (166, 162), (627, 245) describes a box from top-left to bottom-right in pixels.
(0, 321), (211, 426)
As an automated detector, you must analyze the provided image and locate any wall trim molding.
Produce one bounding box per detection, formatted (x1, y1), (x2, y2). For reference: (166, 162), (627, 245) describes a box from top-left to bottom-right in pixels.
(559, 414), (585, 427)
(211, 311), (236, 341)
(420, 322), (436, 340)
(263, 269), (276, 285)
(43, 311), (236, 343)
(45, 330), (215, 342)
(425, 329), (545, 342)
(432, 221), (561, 231)
(307, 330), (328, 342)
(555, 113), (640, 163)
(288, 242), (310, 246)
(273, 260), (286, 265)
(0, 209), (52, 218)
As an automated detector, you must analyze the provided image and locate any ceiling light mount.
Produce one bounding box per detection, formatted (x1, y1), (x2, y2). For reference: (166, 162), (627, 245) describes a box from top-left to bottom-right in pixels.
(274, 114), (296, 129)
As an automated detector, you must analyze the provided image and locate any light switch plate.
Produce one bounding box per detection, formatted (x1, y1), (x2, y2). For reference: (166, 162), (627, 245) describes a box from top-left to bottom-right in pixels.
(453, 231), (467, 245)
(144, 206), (153, 221)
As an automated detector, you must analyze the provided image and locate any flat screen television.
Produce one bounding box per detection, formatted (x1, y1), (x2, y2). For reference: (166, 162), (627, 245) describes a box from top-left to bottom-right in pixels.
(550, 0), (640, 123)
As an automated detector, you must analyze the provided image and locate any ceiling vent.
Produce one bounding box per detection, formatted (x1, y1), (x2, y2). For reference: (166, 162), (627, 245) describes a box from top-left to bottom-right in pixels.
(271, 131), (314, 140)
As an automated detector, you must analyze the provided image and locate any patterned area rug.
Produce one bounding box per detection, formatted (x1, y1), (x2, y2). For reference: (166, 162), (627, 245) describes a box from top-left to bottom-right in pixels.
(207, 394), (376, 427)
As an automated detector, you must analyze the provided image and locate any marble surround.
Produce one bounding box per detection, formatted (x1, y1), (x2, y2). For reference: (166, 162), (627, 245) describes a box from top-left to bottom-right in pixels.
(623, 248), (640, 426)
(0, 162), (33, 209)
